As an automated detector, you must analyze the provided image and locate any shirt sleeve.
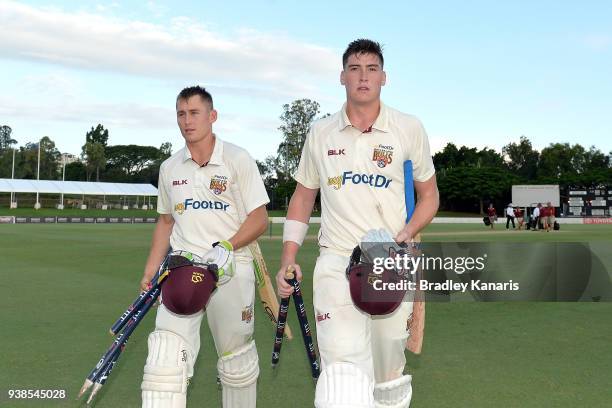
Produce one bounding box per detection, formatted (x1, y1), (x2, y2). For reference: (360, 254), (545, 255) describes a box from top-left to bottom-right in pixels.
(293, 128), (320, 189)
(406, 119), (436, 182)
(156, 165), (172, 214)
(235, 151), (270, 215)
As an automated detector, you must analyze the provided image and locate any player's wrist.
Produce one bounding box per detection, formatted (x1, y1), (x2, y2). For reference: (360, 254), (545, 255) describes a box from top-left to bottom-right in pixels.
(283, 219), (309, 246)
(214, 240), (233, 252)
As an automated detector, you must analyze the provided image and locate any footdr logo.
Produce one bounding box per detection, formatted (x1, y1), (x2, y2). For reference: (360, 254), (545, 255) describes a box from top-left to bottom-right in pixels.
(174, 198), (230, 215)
(327, 171), (392, 190)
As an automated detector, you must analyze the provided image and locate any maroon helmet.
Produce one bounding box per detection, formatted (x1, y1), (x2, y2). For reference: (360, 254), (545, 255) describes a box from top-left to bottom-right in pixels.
(345, 245), (411, 316)
(162, 264), (218, 315)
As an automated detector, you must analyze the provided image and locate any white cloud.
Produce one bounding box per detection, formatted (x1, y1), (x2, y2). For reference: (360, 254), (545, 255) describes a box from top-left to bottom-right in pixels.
(0, 1), (338, 98)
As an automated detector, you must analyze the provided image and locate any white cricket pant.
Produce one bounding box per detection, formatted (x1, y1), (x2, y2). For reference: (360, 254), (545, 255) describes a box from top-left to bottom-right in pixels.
(154, 260), (256, 377)
(313, 249), (413, 383)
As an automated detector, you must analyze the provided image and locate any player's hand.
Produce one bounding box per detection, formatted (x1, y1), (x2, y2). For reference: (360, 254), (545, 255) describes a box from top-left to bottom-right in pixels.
(276, 263), (302, 298)
(203, 240), (235, 283)
(140, 273), (154, 292)
(395, 224), (416, 246)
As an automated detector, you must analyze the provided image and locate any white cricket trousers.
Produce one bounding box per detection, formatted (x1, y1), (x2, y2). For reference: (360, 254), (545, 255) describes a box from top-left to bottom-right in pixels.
(154, 260), (256, 377)
(313, 249), (413, 383)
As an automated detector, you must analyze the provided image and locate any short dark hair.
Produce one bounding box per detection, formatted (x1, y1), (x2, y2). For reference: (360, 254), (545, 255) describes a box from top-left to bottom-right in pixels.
(177, 86), (213, 109)
(342, 39), (384, 69)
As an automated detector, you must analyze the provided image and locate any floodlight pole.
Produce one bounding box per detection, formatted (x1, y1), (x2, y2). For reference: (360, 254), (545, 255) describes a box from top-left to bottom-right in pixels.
(61, 155), (66, 207)
(10, 147), (15, 204)
(36, 139), (41, 208)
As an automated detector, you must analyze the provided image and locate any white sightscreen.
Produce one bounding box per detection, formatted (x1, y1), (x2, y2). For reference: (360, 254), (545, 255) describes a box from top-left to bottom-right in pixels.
(511, 185), (560, 207)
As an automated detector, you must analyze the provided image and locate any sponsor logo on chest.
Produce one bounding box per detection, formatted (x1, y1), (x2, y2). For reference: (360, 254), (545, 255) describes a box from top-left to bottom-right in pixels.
(174, 198), (230, 214)
(372, 144), (394, 168)
(209, 175), (228, 195)
(172, 179), (188, 186)
(327, 171), (392, 190)
(327, 148), (346, 156)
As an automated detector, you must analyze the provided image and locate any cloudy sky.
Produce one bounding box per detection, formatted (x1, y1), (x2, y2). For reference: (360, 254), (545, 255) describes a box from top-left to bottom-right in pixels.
(1, 0), (610, 160)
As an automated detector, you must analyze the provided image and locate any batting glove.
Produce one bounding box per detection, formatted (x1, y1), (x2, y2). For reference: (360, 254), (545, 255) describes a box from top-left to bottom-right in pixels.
(203, 240), (235, 284)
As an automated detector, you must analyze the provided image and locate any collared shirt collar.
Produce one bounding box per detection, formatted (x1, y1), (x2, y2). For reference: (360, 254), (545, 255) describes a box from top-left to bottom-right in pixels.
(182, 134), (224, 166)
(338, 102), (390, 133)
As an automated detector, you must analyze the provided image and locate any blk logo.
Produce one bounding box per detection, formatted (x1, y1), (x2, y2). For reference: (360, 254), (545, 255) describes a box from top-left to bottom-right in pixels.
(173, 179), (188, 186)
(328, 149), (345, 156)
(317, 312), (330, 322)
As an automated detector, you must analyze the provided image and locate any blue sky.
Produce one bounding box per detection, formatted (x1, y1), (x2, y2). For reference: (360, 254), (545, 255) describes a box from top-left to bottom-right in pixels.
(1, 0), (610, 160)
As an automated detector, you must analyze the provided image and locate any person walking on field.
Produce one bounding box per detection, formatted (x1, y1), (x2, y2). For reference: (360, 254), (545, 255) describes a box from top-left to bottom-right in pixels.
(546, 202), (555, 232)
(139, 86), (269, 408)
(505, 203), (516, 229)
(276, 39), (439, 408)
(487, 203), (496, 229)
(514, 206), (524, 230)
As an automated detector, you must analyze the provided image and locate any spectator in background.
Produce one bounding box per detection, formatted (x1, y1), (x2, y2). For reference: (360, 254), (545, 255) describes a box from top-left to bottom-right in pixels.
(514, 206), (524, 230)
(540, 203), (549, 231)
(532, 203), (541, 231)
(546, 202), (555, 232)
(505, 203), (516, 229)
(487, 203), (496, 229)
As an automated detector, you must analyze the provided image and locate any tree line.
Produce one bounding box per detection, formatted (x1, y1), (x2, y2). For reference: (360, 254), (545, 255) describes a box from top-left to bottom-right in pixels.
(2, 100), (610, 214)
(0, 124), (171, 186)
(435, 137), (611, 213)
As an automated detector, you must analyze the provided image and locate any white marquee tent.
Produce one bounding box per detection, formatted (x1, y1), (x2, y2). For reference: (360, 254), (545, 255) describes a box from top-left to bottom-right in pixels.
(0, 179), (157, 196)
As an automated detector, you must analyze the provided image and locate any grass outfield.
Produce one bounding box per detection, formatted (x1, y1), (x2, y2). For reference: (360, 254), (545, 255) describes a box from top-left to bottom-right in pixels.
(0, 224), (610, 407)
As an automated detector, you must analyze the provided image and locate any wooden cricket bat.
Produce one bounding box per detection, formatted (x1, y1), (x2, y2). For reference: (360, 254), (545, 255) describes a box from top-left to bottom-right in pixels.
(406, 232), (425, 354)
(404, 160), (425, 355)
(228, 176), (293, 340)
(249, 240), (293, 340)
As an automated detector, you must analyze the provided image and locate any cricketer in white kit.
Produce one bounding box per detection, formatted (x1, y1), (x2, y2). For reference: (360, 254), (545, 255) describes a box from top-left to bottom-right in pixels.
(140, 86), (269, 408)
(276, 39), (439, 408)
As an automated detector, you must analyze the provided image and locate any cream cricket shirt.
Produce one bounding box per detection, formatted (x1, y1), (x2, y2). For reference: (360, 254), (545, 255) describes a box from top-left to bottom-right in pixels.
(295, 102), (435, 256)
(157, 136), (269, 260)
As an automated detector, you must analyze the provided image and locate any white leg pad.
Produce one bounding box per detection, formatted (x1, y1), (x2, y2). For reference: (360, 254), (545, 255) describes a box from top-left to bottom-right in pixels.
(141, 330), (189, 408)
(374, 375), (412, 408)
(217, 340), (259, 408)
(314, 363), (375, 408)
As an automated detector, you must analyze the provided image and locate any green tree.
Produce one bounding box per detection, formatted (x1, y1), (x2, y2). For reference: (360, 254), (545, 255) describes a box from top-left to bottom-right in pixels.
(81, 124), (109, 181)
(105, 145), (161, 177)
(64, 161), (87, 181)
(0, 125), (17, 151)
(438, 166), (516, 214)
(86, 124), (109, 146)
(277, 99), (321, 179)
(538, 143), (586, 181)
(81, 141), (106, 181)
(17, 137), (61, 180)
(502, 136), (539, 181)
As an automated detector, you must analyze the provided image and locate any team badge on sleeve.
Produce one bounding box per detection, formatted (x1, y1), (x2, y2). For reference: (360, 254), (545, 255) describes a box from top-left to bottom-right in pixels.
(372, 144), (394, 168)
(209, 175), (228, 195)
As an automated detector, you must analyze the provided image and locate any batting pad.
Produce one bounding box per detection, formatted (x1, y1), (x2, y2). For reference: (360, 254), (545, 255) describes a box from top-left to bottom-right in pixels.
(315, 362), (375, 408)
(142, 330), (189, 408)
(217, 340), (259, 408)
(374, 375), (412, 408)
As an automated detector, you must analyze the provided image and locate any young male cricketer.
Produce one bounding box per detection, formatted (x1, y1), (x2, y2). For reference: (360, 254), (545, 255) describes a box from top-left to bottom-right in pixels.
(276, 39), (439, 407)
(140, 86), (269, 407)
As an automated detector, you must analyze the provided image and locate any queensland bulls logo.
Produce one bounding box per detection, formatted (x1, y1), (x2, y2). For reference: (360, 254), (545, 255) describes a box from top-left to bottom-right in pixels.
(372, 144), (394, 168)
(209, 175), (228, 195)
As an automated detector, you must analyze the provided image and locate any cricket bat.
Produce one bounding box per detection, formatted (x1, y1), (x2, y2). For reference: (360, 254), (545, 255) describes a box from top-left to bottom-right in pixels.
(404, 160), (425, 354)
(229, 181), (293, 340)
(249, 240), (293, 340)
